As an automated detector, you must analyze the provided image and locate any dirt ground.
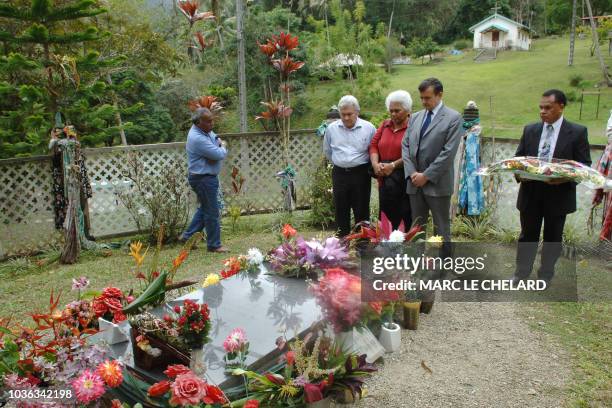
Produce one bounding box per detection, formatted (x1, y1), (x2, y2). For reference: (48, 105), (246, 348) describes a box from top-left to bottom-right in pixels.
(353, 302), (570, 408)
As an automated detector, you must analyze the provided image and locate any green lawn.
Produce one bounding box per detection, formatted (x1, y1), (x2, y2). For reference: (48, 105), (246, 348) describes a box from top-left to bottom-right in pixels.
(294, 36), (612, 145)
(0, 211), (325, 321)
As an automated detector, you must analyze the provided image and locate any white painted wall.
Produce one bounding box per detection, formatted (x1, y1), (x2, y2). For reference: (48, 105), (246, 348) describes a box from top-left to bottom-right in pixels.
(472, 16), (531, 50)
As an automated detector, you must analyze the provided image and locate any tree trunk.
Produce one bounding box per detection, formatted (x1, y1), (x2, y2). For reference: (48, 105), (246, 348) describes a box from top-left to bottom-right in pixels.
(568, 0), (577, 66)
(236, 0), (248, 132)
(585, 0), (612, 86)
(106, 74), (128, 146)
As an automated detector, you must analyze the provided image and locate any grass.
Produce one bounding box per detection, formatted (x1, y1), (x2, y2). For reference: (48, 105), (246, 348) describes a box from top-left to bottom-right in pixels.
(521, 255), (612, 407)
(0, 210), (329, 321)
(286, 36), (611, 145)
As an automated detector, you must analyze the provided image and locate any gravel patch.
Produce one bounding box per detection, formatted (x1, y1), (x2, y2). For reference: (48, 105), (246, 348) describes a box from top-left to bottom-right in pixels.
(353, 302), (570, 408)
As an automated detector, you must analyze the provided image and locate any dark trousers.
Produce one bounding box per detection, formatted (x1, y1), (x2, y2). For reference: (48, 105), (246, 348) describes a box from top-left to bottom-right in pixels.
(379, 169), (411, 230)
(515, 210), (566, 282)
(332, 164), (371, 237)
(183, 174), (222, 250)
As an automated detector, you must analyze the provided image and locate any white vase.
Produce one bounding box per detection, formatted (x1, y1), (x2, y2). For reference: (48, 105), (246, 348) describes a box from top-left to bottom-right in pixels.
(378, 322), (401, 353)
(97, 317), (129, 344)
(334, 327), (385, 363)
(190, 347), (206, 377)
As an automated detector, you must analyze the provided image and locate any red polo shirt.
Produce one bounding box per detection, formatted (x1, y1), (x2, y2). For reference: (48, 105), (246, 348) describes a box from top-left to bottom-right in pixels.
(369, 119), (409, 161)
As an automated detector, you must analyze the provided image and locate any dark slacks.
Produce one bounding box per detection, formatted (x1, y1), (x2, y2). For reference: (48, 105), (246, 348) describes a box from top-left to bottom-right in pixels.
(332, 164), (371, 237)
(409, 189), (452, 259)
(379, 168), (411, 230)
(515, 210), (566, 282)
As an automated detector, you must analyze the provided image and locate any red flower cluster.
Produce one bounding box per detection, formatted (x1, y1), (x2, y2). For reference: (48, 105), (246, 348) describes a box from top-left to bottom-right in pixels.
(166, 300), (211, 348)
(148, 364), (226, 406)
(220, 257), (242, 279)
(92, 287), (126, 323)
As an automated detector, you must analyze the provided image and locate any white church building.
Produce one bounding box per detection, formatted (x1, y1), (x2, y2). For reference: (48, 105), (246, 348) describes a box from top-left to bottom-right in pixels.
(469, 12), (531, 50)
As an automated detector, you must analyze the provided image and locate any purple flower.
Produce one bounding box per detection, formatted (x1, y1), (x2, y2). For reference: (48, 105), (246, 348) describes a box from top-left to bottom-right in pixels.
(72, 276), (90, 291)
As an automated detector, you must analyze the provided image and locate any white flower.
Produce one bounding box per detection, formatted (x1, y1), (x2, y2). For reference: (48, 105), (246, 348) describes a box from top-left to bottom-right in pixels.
(246, 248), (264, 265)
(388, 230), (405, 243)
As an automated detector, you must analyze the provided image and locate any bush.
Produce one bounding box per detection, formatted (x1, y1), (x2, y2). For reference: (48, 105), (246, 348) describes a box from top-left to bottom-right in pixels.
(569, 74), (584, 87)
(566, 90), (578, 102)
(453, 39), (470, 50)
(307, 157), (335, 229)
(116, 153), (191, 243)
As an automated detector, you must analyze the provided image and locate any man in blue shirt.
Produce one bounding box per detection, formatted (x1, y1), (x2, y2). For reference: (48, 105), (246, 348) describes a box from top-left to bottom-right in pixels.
(180, 108), (229, 252)
(324, 95), (376, 236)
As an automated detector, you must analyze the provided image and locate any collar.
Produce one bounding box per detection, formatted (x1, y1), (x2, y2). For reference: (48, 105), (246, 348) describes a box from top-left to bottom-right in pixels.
(338, 117), (363, 130)
(543, 115), (563, 132)
(383, 119), (408, 131)
(195, 125), (215, 137)
(429, 101), (443, 116)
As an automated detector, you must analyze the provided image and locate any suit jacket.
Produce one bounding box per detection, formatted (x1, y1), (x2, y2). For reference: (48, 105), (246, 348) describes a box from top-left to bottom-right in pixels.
(402, 104), (463, 196)
(515, 119), (591, 215)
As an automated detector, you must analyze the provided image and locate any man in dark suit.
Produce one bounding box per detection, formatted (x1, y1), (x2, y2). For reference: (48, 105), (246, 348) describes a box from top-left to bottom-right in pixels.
(514, 89), (591, 284)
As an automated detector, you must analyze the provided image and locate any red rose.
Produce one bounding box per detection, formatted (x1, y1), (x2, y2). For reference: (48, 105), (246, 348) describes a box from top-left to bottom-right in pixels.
(202, 384), (227, 404)
(173, 305), (181, 313)
(102, 287), (124, 299)
(104, 297), (124, 313)
(148, 380), (171, 397)
(244, 400), (260, 408)
(169, 373), (207, 406)
(163, 364), (191, 379)
(112, 311), (126, 323)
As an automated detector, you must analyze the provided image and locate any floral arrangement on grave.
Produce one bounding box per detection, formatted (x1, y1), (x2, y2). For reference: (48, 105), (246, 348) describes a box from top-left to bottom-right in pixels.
(346, 212), (424, 244)
(0, 291), (126, 405)
(131, 299), (212, 354)
(268, 224), (353, 279)
(477, 156), (612, 189)
(121, 229), (201, 315)
(147, 364), (227, 407)
(201, 248), (265, 288)
(229, 335), (377, 406)
(223, 328), (250, 372)
(310, 268), (387, 333)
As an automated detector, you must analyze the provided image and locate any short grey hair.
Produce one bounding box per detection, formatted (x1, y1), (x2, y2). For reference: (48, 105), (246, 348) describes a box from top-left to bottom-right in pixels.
(191, 107), (212, 124)
(338, 95), (360, 112)
(385, 90), (413, 112)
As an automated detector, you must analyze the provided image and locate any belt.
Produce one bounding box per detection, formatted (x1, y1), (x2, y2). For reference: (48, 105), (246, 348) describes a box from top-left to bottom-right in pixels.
(333, 163), (370, 172)
(189, 173), (216, 177)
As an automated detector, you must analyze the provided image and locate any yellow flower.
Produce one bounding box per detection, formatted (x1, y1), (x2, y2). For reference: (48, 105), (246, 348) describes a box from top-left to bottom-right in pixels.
(202, 273), (221, 288)
(427, 235), (443, 248)
(129, 241), (145, 266)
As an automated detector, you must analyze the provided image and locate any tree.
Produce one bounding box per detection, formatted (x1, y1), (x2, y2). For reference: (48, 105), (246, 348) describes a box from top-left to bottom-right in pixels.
(408, 37), (441, 64)
(0, 0), (115, 157)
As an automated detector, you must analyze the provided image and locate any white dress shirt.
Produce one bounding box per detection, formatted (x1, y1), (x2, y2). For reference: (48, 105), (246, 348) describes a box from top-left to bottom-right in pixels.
(538, 115), (563, 160)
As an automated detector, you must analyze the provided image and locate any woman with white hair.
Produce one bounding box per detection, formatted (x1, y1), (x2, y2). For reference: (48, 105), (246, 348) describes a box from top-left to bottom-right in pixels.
(369, 90), (413, 229)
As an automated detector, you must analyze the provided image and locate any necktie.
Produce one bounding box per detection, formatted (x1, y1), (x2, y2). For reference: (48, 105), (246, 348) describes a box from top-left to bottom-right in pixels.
(420, 110), (433, 139)
(539, 124), (554, 160)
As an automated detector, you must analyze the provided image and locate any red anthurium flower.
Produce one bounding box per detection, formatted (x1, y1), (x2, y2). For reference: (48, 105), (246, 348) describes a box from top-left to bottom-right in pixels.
(272, 56), (304, 79)
(194, 31), (210, 52)
(404, 224), (423, 242)
(264, 372), (286, 385)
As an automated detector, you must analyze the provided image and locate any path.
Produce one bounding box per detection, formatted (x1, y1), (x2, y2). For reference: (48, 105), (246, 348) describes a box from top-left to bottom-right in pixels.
(354, 302), (570, 408)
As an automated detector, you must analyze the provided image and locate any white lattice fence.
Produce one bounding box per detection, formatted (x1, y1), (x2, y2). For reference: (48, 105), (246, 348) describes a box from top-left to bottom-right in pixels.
(0, 130), (322, 257)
